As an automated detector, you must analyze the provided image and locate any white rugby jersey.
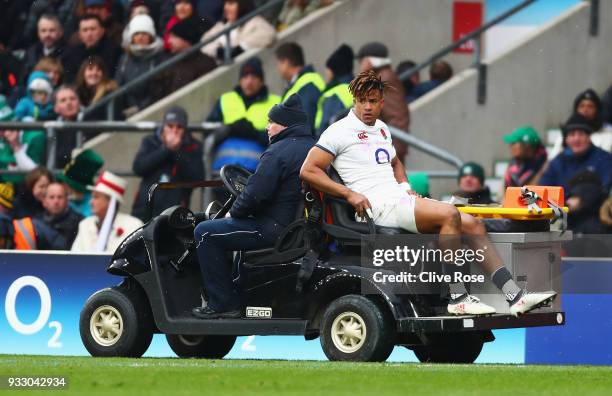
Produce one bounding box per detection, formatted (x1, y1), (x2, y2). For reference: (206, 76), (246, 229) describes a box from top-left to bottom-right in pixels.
(316, 109), (406, 207)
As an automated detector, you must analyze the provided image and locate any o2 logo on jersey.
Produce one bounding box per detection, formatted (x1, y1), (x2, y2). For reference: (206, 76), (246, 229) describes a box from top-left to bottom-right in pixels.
(375, 148), (391, 164)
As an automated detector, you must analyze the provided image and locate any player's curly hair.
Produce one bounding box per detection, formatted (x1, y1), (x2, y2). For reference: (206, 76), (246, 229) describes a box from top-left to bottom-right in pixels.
(348, 70), (389, 100)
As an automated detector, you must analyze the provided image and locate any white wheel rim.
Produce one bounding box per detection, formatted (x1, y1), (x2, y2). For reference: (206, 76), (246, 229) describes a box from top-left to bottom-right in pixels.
(90, 305), (124, 346)
(178, 335), (204, 346)
(330, 311), (367, 354)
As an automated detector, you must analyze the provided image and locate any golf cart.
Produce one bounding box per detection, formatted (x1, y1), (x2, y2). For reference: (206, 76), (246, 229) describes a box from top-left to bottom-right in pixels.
(80, 165), (567, 363)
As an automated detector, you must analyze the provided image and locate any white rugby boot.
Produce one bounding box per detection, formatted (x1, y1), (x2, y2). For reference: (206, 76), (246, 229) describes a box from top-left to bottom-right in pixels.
(509, 291), (557, 316)
(447, 294), (496, 315)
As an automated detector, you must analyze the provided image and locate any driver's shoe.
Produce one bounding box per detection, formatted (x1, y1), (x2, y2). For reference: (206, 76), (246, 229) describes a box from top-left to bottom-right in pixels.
(192, 306), (241, 319)
(447, 294), (496, 315)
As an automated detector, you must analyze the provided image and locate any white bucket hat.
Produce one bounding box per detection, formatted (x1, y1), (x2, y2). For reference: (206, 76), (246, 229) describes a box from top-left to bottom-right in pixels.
(89, 171), (127, 203)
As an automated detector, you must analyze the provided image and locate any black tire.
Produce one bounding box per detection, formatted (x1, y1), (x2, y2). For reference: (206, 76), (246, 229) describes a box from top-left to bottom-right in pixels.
(79, 286), (154, 357)
(166, 335), (236, 359)
(412, 332), (485, 363)
(320, 295), (395, 362)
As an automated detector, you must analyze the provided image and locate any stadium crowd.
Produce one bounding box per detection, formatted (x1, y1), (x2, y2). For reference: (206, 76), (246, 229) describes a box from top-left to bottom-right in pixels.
(0, 0), (610, 252)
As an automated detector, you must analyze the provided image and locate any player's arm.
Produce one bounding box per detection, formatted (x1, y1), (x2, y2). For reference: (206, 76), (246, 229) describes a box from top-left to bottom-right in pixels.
(391, 156), (408, 183)
(300, 146), (372, 215)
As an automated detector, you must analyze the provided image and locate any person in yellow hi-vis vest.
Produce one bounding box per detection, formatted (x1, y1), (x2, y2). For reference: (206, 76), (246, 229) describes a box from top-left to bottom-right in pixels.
(315, 44), (355, 136)
(275, 42), (325, 132)
(206, 57), (280, 175)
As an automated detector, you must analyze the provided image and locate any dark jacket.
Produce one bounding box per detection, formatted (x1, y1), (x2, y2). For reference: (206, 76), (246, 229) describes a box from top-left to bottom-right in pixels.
(132, 130), (205, 221)
(0, 49), (21, 99)
(229, 123), (314, 226)
(22, 40), (66, 84)
(115, 40), (166, 113)
(453, 186), (496, 205)
(40, 207), (83, 249)
(283, 65), (323, 131)
(539, 145), (612, 196)
(0, 212), (67, 250)
(62, 35), (122, 82)
(152, 52), (216, 101)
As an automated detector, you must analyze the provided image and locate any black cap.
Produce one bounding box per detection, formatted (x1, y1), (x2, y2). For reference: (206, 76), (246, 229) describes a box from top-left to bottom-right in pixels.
(563, 112), (593, 136)
(326, 44), (354, 76)
(573, 88), (602, 113)
(240, 57), (264, 80)
(170, 17), (205, 45)
(163, 106), (188, 128)
(268, 94), (308, 127)
(356, 42), (388, 59)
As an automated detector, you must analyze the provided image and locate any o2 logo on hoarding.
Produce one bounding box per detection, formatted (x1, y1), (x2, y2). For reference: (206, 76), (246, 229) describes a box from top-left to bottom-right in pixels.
(375, 148), (390, 164)
(4, 276), (62, 348)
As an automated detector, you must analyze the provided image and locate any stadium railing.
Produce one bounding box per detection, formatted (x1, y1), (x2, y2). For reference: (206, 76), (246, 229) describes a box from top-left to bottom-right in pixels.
(82, 0), (286, 121)
(397, 0), (601, 105)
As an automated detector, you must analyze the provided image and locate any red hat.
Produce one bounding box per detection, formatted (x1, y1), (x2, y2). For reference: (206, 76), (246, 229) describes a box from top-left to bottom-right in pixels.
(89, 171), (127, 203)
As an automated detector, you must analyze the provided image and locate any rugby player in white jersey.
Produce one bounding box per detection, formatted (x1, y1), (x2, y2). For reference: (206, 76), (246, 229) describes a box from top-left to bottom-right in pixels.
(300, 70), (556, 316)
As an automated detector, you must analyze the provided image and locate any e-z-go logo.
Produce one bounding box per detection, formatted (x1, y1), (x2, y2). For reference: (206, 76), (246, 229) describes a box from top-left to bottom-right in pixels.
(4, 276), (62, 348)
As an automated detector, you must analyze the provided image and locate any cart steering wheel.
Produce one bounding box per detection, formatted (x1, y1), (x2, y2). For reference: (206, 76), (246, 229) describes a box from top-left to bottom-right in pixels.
(219, 164), (253, 198)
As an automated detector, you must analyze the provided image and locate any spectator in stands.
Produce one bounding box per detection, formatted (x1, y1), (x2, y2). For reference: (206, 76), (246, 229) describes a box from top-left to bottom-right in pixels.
(40, 181), (84, 248)
(0, 40), (21, 100)
(539, 113), (612, 195)
(315, 44), (354, 135)
(410, 59), (453, 101)
(161, 0), (223, 35)
(396, 60), (420, 103)
(565, 171), (608, 234)
(275, 42), (324, 131)
(116, 14), (165, 118)
(453, 162), (495, 204)
(357, 42), (410, 161)
(207, 57), (279, 182)
(152, 17), (216, 100)
(75, 55), (118, 120)
(22, 1), (77, 49)
(121, 0), (152, 48)
(13, 167), (54, 219)
(275, 0), (332, 31)
(62, 14), (122, 82)
(57, 148), (105, 217)
(0, 182), (67, 250)
(603, 84), (612, 127)
(503, 125), (547, 188)
(14, 71), (56, 121)
(77, 0), (124, 46)
(53, 85), (87, 167)
(132, 107), (204, 221)
(202, 0), (276, 63)
(0, 96), (46, 184)
(34, 57), (65, 89)
(550, 89), (611, 157)
(22, 14), (66, 83)
(72, 171), (143, 252)
(163, 0), (203, 51)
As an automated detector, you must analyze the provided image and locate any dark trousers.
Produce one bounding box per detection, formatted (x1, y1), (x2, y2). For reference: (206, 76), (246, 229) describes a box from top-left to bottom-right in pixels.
(194, 216), (283, 312)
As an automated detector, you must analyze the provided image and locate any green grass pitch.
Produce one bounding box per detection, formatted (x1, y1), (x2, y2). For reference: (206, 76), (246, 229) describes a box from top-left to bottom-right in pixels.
(2, 355), (612, 396)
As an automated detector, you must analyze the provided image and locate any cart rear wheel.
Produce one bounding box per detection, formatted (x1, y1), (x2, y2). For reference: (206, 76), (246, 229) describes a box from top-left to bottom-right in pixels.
(412, 332), (485, 363)
(166, 334), (236, 359)
(320, 295), (394, 362)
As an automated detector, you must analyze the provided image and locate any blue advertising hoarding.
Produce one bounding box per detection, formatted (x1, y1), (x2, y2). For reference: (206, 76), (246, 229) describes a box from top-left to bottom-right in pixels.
(1, 251), (609, 364)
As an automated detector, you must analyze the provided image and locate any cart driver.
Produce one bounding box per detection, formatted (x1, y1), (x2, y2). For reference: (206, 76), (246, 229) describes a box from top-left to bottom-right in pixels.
(300, 70), (556, 316)
(192, 94), (314, 319)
